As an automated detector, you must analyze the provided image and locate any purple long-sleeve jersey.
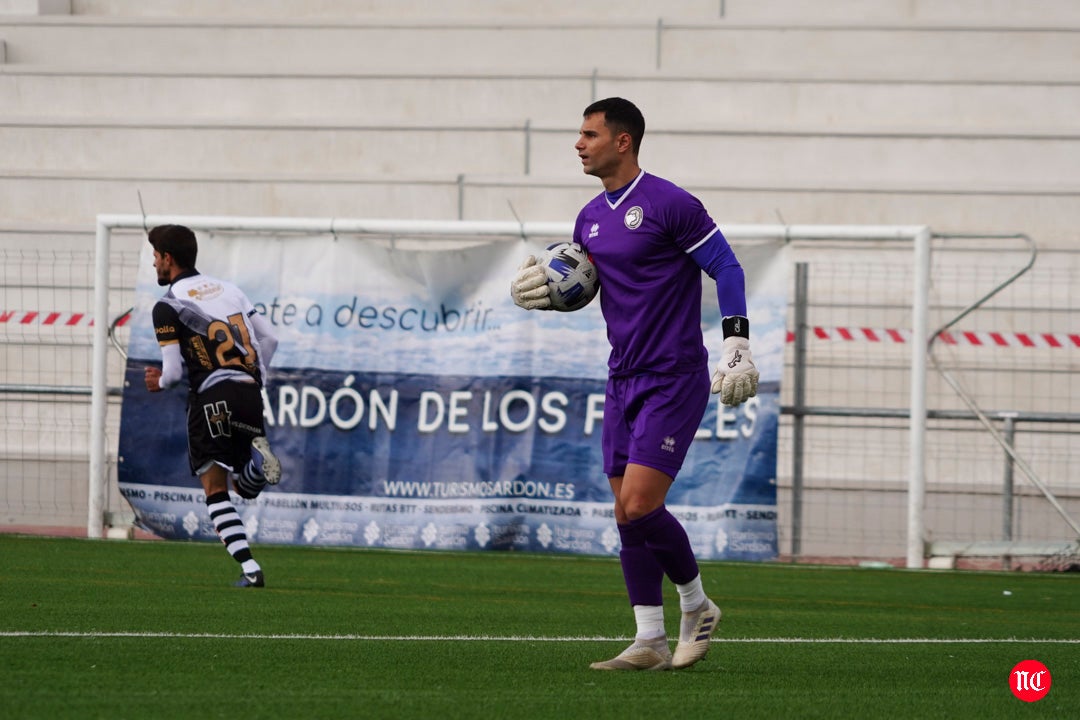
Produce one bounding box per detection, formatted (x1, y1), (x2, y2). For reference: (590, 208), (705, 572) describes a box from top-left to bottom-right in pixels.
(574, 171), (745, 378)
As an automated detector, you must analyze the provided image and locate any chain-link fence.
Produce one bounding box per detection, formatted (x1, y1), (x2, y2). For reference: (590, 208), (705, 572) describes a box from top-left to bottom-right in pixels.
(3, 229), (1077, 566)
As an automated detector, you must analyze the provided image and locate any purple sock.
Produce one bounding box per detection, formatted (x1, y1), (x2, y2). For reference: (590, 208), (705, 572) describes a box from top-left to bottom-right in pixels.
(618, 522), (664, 607)
(630, 505), (700, 585)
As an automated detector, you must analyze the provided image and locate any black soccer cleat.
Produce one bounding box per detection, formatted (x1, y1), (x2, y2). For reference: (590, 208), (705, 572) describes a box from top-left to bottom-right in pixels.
(234, 570), (265, 588)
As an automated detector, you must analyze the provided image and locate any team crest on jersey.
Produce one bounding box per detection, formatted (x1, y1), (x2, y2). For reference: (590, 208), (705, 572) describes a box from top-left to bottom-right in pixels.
(588, 223), (600, 239)
(187, 281), (224, 301)
(624, 206), (643, 229)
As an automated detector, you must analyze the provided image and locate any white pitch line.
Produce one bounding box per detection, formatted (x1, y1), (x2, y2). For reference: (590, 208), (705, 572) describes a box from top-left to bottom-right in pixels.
(1, 631), (1078, 643)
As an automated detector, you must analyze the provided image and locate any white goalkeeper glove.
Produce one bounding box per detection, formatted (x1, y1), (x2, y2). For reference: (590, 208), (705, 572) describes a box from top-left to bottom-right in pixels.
(711, 336), (759, 406)
(510, 255), (551, 310)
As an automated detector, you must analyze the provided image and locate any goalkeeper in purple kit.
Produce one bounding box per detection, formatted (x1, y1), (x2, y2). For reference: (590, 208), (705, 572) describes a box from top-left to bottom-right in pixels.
(511, 97), (758, 670)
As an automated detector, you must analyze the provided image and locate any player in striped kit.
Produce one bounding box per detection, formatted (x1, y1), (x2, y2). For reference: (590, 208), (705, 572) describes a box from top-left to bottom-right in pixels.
(512, 98), (758, 670)
(143, 224), (281, 588)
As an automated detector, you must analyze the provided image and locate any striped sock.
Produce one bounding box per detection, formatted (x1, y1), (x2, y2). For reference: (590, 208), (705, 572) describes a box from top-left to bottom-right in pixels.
(234, 460), (267, 499)
(206, 491), (260, 574)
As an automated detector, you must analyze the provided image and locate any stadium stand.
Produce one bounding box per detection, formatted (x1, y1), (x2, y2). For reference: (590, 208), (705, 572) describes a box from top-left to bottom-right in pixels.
(0, 1), (1077, 241)
(0, 2), (1077, 243)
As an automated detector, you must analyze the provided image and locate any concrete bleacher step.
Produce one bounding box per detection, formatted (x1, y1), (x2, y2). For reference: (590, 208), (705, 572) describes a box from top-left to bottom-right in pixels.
(58, 0), (726, 22)
(0, 223), (95, 253)
(2, 171), (1076, 247)
(14, 0), (1080, 28)
(0, 66), (590, 125)
(0, 118), (540, 176)
(717, 0), (1080, 27)
(1, 16), (1078, 81)
(601, 76), (1080, 134)
(0, 16), (660, 74)
(0, 169), (470, 226)
(462, 175), (1080, 246)
(3, 66), (1078, 134)
(542, 125), (1080, 187)
(3, 116), (1078, 187)
(657, 24), (1080, 82)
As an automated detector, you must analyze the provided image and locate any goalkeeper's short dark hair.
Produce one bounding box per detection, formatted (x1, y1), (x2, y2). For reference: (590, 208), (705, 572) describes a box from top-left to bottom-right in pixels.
(148, 224), (198, 270)
(583, 97), (645, 155)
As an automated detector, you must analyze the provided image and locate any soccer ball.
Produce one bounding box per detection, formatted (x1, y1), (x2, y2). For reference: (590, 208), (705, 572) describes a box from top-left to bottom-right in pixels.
(540, 242), (599, 312)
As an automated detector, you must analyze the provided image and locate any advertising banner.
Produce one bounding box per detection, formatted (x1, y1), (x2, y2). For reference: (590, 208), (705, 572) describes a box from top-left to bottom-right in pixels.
(119, 230), (787, 560)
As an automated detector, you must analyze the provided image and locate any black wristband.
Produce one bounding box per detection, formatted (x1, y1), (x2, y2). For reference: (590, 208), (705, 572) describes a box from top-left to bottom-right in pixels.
(722, 315), (749, 339)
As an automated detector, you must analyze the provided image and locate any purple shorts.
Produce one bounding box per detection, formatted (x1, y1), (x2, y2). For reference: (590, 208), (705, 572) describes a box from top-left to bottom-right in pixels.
(602, 369), (711, 479)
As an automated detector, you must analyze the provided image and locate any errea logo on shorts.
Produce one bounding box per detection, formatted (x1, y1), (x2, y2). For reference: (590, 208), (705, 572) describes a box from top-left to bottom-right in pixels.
(661, 436), (676, 453)
(1010, 660), (1051, 702)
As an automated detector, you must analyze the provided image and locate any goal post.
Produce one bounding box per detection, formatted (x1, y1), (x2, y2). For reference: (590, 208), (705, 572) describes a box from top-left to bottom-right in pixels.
(909, 227), (931, 569)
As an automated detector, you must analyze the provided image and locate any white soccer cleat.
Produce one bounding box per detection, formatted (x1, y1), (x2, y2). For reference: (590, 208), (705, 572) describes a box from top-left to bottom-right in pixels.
(589, 637), (672, 671)
(672, 599), (721, 669)
(251, 435), (282, 485)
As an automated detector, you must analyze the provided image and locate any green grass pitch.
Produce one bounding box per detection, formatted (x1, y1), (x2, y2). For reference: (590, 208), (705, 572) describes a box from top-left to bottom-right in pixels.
(1, 535), (1077, 719)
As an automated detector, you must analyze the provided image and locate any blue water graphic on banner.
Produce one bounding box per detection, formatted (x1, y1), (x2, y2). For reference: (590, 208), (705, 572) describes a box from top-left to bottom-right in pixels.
(118, 232), (787, 560)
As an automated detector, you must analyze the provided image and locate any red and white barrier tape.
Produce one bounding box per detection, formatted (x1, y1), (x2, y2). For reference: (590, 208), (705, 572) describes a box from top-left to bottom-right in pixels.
(784, 327), (1080, 348)
(1, 311), (1076, 348)
(0, 310), (130, 328)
